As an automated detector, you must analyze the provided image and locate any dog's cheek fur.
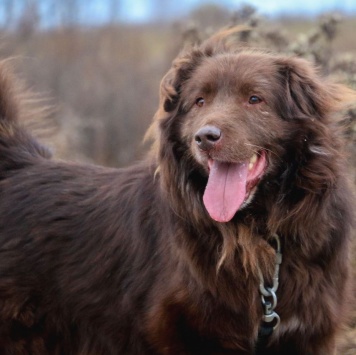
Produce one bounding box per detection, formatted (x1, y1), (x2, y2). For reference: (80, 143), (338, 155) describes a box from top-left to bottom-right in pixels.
(160, 114), (211, 226)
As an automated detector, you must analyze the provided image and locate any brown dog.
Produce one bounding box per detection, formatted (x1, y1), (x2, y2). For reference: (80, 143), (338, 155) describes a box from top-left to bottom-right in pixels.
(0, 29), (354, 354)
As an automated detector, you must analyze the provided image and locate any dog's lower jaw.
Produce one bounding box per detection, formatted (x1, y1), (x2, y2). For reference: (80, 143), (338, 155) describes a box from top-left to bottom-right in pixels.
(239, 185), (258, 210)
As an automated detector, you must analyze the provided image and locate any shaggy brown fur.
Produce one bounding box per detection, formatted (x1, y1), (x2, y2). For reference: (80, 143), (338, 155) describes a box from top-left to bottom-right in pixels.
(0, 29), (354, 354)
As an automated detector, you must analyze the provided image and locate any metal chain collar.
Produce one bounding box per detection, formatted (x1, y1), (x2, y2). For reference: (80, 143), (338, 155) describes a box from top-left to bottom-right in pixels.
(257, 233), (282, 331)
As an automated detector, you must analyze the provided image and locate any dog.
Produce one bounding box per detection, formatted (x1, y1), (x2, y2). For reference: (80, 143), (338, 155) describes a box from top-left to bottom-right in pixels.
(0, 28), (354, 354)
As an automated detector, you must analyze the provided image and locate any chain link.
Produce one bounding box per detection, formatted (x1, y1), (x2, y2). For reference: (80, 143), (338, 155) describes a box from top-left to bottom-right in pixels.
(257, 234), (282, 331)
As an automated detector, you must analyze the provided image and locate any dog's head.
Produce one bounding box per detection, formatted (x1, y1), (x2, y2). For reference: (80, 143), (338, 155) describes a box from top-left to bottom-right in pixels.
(150, 28), (355, 224)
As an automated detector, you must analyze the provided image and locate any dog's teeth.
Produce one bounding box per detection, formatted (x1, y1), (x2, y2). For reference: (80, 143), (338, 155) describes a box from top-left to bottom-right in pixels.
(248, 154), (258, 170)
(250, 154), (257, 164)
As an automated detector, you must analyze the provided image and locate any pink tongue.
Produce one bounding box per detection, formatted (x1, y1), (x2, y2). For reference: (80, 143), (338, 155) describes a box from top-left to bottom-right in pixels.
(203, 161), (248, 222)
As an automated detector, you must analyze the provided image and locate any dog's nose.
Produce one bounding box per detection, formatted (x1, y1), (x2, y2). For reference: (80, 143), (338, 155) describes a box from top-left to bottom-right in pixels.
(194, 126), (221, 151)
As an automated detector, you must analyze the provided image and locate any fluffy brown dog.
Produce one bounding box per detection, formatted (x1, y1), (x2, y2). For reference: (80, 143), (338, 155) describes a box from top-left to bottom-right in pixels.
(0, 29), (354, 354)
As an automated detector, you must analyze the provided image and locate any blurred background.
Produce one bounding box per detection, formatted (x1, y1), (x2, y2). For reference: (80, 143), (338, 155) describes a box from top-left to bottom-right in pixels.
(0, 1), (355, 353)
(0, 0), (355, 167)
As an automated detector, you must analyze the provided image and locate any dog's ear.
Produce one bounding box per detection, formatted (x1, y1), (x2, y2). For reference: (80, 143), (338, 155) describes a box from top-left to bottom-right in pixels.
(158, 50), (204, 116)
(159, 67), (179, 113)
(145, 49), (203, 149)
(276, 57), (355, 120)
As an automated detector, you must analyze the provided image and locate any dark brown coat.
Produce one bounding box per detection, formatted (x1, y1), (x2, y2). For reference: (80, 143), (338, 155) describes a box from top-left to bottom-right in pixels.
(0, 30), (354, 354)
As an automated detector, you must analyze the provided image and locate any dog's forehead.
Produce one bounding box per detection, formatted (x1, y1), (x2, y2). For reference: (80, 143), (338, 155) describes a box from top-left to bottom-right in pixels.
(188, 52), (278, 94)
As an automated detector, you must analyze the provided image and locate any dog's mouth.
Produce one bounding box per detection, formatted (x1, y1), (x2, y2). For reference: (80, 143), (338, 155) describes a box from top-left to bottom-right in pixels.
(203, 151), (267, 223)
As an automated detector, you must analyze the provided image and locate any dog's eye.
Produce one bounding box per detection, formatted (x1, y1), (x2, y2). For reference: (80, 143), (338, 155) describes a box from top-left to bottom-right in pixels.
(195, 98), (205, 107)
(248, 95), (262, 104)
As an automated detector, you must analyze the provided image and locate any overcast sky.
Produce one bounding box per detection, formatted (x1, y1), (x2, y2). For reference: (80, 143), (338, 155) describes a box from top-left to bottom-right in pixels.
(117, 0), (356, 22)
(1, 0), (355, 28)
